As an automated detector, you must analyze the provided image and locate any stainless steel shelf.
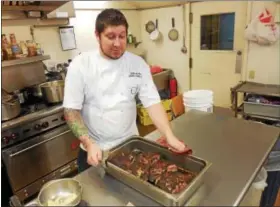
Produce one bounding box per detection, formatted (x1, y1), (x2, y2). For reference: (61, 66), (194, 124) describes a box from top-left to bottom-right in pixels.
(244, 113), (280, 122)
(2, 55), (50, 67)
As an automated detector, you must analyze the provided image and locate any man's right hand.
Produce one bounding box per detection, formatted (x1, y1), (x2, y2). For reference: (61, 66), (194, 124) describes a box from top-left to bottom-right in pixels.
(86, 141), (102, 166)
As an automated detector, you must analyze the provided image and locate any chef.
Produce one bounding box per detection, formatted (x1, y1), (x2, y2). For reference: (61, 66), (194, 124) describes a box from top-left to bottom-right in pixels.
(63, 8), (185, 173)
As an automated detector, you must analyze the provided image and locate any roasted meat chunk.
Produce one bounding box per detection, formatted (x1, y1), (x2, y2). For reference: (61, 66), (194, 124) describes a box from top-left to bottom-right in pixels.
(156, 171), (191, 194)
(146, 152), (161, 165)
(109, 149), (196, 194)
(110, 151), (135, 170)
(129, 152), (151, 180)
(167, 164), (178, 172)
(148, 159), (168, 183)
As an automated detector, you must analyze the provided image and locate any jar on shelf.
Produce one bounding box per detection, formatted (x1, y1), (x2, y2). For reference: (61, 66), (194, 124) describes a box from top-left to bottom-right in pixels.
(36, 43), (43, 55)
(26, 40), (37, 56)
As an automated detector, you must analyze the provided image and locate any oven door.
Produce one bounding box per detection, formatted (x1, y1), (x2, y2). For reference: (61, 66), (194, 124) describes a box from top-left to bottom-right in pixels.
(2, 124), (79, 193)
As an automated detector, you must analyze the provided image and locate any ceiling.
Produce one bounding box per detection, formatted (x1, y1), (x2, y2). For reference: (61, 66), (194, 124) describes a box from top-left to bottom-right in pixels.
(128, 1), (186, 9)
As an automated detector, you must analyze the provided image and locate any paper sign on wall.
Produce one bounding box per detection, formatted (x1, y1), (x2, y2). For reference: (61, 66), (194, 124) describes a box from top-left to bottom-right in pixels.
(59, 26), (77, 51)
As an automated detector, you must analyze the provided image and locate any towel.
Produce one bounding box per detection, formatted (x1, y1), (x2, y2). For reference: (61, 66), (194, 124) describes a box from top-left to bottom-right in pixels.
(156, 136), (193, 155)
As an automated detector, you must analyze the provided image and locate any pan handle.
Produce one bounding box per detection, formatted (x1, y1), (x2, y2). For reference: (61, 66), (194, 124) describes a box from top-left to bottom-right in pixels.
(172, 17), (175, 28)
(155, 19), (158, 29)
(101, 150), (110, 168)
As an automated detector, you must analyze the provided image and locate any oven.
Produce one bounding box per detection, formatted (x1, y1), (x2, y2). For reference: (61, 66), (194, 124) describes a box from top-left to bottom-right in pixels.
(1, 106), (80, 203)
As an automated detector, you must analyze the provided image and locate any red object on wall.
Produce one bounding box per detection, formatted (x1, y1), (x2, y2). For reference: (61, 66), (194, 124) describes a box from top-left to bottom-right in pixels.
(169, 78), (177, 98)
(150, 65), (163, 74)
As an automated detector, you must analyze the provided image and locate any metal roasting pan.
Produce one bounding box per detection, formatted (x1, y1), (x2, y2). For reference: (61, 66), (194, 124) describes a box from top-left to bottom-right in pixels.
(102, 136), (212, 206)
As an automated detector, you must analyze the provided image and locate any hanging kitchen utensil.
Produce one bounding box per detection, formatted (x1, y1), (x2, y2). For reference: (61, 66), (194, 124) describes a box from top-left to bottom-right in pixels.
(168, 18), (179, 41)
(150, 19), (161, 41)
(181, 5), (188, 54)
(145, 20), (156, 34)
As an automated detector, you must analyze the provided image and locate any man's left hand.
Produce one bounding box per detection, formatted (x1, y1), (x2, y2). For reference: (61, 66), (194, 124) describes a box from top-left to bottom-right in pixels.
(166, 134), (185, 152)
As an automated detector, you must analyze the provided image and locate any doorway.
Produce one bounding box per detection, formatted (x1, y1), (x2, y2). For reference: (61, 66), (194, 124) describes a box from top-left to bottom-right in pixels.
(190, 1), (247, 107)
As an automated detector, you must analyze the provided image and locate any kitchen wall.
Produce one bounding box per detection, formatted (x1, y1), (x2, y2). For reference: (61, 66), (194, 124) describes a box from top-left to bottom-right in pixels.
(246, 1), (280, 84)
(139, 6), (190, 92)
(139, 1), (280, 92)
(2, 25), (72, 65)
(69, 10), (142, 58)
(2, 1), (279, 87)
(2, 1), (142, 67)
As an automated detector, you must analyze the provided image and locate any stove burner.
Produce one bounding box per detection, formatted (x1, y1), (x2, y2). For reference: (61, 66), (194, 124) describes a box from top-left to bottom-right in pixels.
(2, 102), (61, 124)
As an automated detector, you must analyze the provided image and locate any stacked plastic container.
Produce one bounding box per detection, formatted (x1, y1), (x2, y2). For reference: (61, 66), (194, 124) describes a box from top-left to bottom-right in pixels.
(183, 90), (214, 113)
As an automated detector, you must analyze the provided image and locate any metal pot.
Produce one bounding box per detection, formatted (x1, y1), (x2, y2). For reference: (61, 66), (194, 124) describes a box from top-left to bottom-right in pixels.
(2, 97), (21, 121)
(39, 80), (65, 103)
(37, 178), (82, 206)
(31, 85), (43, 98)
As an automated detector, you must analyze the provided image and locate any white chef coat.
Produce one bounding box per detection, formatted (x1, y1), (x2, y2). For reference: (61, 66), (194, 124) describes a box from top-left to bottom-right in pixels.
(63, 50), (161, 151)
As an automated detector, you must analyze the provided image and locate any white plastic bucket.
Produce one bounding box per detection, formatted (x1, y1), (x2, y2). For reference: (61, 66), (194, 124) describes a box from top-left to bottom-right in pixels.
(183, 90), (214, 113)
(240, 167), (268, 206)
(184, 103), (213, 113)
(184, 97), (213, 105)
(183, 90), (213, 100)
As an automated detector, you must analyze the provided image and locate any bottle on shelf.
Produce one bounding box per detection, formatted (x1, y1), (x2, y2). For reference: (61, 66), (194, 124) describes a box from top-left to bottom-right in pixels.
(1, 34), (13, 60)
(9, 33), (21, 58)
(19, 41), (28, 57)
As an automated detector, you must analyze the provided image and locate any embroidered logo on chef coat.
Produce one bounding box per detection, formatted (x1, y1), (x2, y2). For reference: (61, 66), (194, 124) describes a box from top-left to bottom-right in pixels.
(128, 72), (142, 78)
(130, 86), (139, 95)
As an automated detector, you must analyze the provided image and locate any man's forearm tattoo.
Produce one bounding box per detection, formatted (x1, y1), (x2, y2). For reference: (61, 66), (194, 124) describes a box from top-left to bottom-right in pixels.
(64, 108), (89, 139)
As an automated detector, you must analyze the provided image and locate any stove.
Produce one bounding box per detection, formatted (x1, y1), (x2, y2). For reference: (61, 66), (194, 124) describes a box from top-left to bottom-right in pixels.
(1, 101), (79, 204)
(1, 102), (64, 149)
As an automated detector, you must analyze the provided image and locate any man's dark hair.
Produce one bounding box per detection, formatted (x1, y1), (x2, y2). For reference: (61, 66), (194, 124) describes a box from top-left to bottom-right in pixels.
(95, 8), (129, 34)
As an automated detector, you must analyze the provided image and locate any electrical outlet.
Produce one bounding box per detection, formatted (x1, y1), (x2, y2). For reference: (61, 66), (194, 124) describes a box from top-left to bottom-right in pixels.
(249, 70), (255, 80)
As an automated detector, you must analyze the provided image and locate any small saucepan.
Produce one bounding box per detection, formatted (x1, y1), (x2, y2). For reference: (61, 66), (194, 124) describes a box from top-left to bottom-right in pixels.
(1, 91), (21, 121)
(168, 17), (179, 41)
(150, 19), (161, 41)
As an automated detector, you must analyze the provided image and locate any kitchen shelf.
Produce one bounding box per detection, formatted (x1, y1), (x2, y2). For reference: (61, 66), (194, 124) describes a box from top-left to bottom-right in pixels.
(231, 81), (280, 122)
(2, 55), (50, 68)
(233, 81), (280, 97)
(1, 5), (59, 12)
(244, 113), (280, 122)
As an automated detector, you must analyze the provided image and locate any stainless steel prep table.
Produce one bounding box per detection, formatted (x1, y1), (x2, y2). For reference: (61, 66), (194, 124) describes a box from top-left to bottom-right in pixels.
(26, 110), (280, 206)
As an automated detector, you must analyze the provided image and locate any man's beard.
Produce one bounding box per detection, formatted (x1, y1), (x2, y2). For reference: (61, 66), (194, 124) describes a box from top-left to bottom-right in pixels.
(100, 43), (125, 60)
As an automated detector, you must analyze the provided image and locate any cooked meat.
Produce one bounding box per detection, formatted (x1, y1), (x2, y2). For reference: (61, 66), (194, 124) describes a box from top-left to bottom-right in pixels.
(167, 164), (178, 172)
(146, 152), (161, 165)
(148, 159), (169, 183)
(109, 149), (196, 194)
(137, 153), (149, 165)
(130, 162), (149, 180)
(156, 171), (191, 194)
(110, 151), (133, 170)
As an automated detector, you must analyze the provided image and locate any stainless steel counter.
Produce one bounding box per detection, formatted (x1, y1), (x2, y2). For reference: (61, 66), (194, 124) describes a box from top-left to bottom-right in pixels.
(30, 110), (280, 206)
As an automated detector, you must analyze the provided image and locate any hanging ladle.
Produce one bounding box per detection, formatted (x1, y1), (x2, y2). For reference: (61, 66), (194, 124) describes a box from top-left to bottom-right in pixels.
(181, 4), (188, 54)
